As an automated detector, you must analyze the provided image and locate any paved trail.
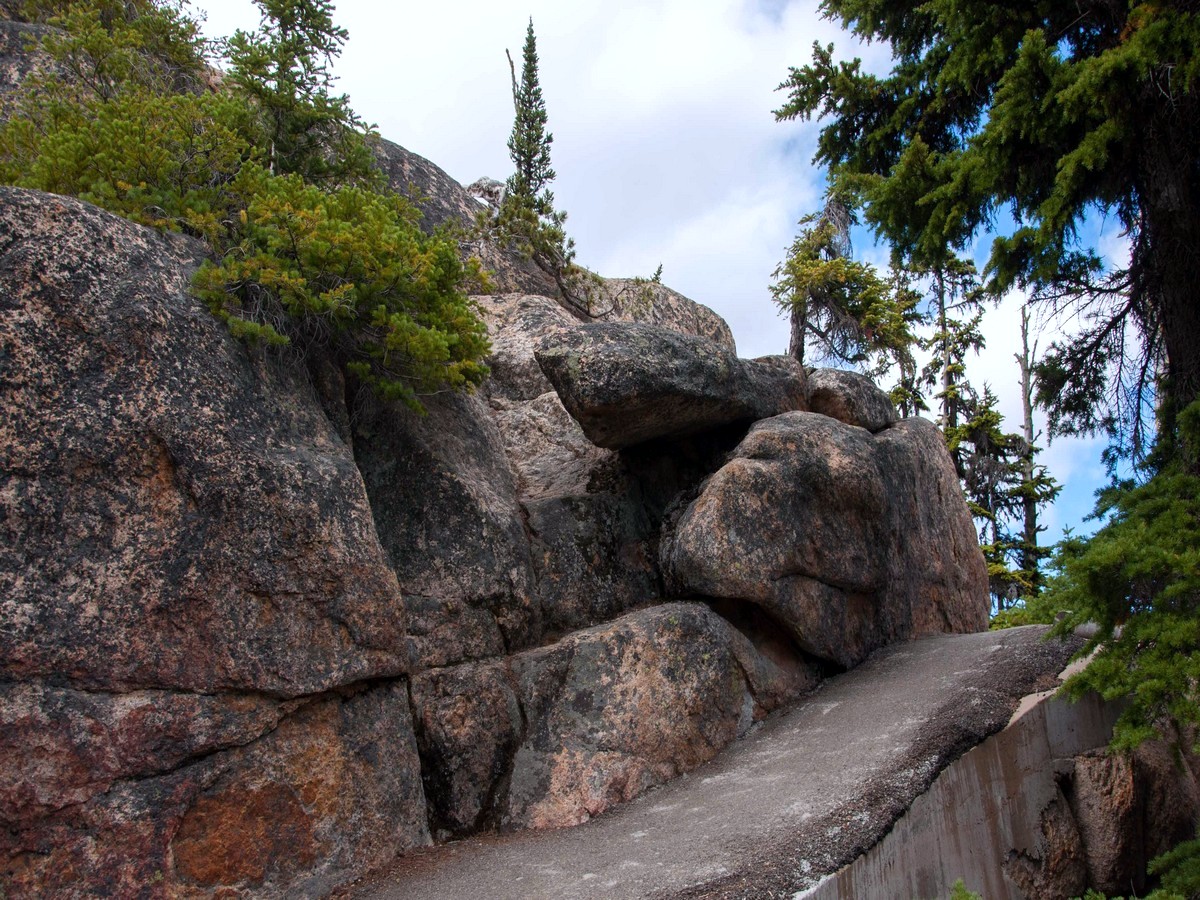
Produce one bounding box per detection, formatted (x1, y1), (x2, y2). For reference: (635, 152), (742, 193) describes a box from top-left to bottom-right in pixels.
(347, 627), (1076, 900)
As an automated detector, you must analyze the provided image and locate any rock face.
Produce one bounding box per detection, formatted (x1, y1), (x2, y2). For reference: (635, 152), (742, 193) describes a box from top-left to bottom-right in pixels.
(0, 187), (433, 895)
(535, 322), (807, 449)
(1068, 736), (1200, 896)
(1, 129), (992, 894)
(0, 188), (410, 697)
(662, 412), (988, 668)
(411, 603), (819, 839)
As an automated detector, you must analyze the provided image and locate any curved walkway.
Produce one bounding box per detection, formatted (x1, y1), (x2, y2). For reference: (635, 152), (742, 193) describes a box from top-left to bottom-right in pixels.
(346, 626), (1079, 899)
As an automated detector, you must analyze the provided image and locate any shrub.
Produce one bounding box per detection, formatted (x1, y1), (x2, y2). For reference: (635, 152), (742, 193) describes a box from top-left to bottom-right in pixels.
(193, 168), (490, 410)
(0, 0), (491, 410)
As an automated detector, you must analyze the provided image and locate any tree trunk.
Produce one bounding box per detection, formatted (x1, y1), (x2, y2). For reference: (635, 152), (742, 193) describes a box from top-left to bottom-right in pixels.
(788, 301), (807, 365)
(1141, 89), (1200, 464)
(1016, 307), (1040, 591)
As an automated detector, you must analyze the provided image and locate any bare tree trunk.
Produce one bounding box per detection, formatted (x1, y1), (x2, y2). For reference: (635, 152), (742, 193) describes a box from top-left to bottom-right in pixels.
(788, 302), (806, 365)
(936, 268), (952, 433)
(1016, 306), (1040, 593)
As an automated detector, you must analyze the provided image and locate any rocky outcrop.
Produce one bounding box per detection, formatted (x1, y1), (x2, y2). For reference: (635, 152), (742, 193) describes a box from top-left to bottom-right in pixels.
(351, 389), (540, 669)
(806, 367), (898, 433)
(535, 322), (807, 449)
(410, 603), (818, 839)
(0, 187), (430, 895)
(1, 21), (53, 110)
(662, 412), (988, 668)
(373, 137), (484, 233)
(0, 187), (410, 696)
(1, 122), (993, 897)
(1068, 736), (1200, 895)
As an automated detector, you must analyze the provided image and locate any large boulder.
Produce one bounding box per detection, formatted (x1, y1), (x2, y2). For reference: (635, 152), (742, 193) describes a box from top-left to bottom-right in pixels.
(1068, 735), (1200, 895)
(535, 322), (807, 450)
(2, 682), (429, 897)
(410, 603), (819, 837)
(806, 367), (899, 432)
(662, 412), (989, 668)
(0, 187), (409, 696)
(0, 188), (432, 895)
(478, 293), (745, 638)
(351, 389), (541, 670)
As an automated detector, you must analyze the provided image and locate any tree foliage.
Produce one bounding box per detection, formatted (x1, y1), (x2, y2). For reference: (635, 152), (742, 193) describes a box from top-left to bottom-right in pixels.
(0, 0), (489, 410)
(1044, 454), (1200, 751)
(771, 196), (923, 389)
(224, 0), (375, 184)
(488, 18), (605, 314)
(777, 1), (1200, 460)
(193, 170), (490, 410)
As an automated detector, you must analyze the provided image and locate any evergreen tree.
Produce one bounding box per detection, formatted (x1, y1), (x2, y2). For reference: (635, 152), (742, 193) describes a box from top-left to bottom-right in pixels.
(505, 18), (554, 215)
(776, 3), (1200, 461)
(1, 0), (491, 410)
(1013, 307), (1061, 597)
(948, 385), (1026, 609)
(493, 19), (600, 314)
(225, 0), (375, 184)
(771, 195), (924, 381)
(914, 258), (987, 458)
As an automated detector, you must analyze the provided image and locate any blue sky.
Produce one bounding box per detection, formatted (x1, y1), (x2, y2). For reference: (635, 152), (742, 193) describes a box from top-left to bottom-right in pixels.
(193, 0), (1111, 539)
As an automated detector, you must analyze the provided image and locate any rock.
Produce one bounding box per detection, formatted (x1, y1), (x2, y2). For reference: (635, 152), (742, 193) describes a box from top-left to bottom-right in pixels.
(373, 138), (483, 233)
(0, 187), (439, 896)
(806, 367), (898, 432)
(535, 322), (807, 450)
(1069, 750), (1144, 894)
(409, 604), (818, 836)
(524, 491), (659, 637)
(1134, 734), (1200, 861)
(2, 682), (429, 898)
(0, 187), (410, 696)
(410, 660), (524, 838)
(1003, 790), (1089, 900)
(489, 391), (617, 500)
(1, 21), (53, 111)
(0, 682), (285, 832)
(478, 293), (749, 638)
(478, 293), (580, 404)
(170, 683), (429, 896)
(589, 278), (735, 350)
(1067, 735), (1200, 895)
(504, 602), (817, 829)
(662, 412), (988, 668)
(351, 389), (540, 669)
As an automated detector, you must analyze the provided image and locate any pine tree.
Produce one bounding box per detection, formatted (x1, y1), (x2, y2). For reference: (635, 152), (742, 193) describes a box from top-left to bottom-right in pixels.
(225, 0), (375, 185)
(776, 4), (1200, 462)
(948, 386), (1025, 609)
(771, 194), (924, 379)
(1013, 307), (1061, 597)
(492, 19), (600, 314)
(914, 259), (986, 476)
(505, 18), (554, 215)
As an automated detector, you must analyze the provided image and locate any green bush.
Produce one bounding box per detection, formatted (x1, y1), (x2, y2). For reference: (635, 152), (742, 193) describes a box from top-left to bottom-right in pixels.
(0, 86), (255, 239)
(0, 0), (491, 410)
(193, 169), (490, 409)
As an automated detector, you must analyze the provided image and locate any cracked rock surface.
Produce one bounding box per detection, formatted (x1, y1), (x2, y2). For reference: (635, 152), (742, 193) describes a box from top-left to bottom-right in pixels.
(1, 125), (991, 894)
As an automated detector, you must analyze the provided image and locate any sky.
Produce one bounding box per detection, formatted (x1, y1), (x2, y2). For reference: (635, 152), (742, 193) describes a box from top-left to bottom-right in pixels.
(192, 0), (1110, 540)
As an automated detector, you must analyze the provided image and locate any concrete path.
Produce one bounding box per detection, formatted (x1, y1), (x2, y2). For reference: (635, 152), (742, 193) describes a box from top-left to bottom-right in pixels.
(345, 626), (1079, 900)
